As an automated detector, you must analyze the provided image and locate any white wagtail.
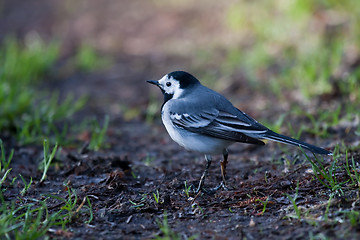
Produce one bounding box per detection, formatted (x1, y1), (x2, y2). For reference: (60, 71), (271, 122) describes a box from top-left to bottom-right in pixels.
(147, 71), (332, 192)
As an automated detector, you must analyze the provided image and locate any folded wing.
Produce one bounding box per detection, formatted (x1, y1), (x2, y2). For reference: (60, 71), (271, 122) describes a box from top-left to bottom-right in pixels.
(170, 109), (266, 145)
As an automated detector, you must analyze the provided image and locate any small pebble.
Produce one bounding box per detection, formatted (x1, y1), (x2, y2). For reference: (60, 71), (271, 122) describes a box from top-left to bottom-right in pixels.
(249, 218), (255, 227)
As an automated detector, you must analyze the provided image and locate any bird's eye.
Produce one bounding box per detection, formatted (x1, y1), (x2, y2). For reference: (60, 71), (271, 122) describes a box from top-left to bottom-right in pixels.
(166, 82), (172, 87)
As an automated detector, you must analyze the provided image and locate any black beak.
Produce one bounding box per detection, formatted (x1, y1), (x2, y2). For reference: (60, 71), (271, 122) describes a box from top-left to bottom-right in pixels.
(147, 80), (160, 86)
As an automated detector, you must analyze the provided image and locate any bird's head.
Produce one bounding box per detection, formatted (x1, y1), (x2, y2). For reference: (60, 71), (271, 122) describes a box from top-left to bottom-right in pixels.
(147, 71), (200, 102)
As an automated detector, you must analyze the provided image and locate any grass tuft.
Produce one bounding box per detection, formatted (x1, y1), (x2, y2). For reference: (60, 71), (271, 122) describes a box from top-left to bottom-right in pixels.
(0, 37), (86, 145)
(40, 139), (58, 183)
(89, 115), (110, 151)
(0, 139), (13, 173)
(285, 181), (301, 220)
(302, 149), (347, 195)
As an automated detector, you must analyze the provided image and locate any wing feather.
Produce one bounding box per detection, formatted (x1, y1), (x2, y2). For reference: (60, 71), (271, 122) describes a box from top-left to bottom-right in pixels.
(170, 110), (266, 145)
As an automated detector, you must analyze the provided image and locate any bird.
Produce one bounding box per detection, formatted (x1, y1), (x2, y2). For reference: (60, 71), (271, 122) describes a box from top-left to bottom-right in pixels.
(147, 71), (332, 192)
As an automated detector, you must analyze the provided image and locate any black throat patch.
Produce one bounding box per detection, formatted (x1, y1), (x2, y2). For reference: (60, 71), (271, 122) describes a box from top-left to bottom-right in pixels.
(163, 92), (173, 103)
(159, 88), (173, 109)
(160, 92), (173, 112)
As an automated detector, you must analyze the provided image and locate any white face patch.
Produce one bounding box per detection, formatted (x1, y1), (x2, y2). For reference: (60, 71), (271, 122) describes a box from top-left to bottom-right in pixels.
(158, 74), (184, 99)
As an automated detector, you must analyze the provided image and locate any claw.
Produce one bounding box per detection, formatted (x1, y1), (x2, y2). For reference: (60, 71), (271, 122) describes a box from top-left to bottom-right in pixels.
(214, 181), (233, 191)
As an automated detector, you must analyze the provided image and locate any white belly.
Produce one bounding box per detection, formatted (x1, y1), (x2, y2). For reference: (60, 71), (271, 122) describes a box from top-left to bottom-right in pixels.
(161, 111), (233, 154)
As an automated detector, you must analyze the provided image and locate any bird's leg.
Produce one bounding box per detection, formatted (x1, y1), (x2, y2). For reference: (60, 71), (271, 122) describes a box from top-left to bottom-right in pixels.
(215, 148), (230, 191)
(196, 155), (212, 193)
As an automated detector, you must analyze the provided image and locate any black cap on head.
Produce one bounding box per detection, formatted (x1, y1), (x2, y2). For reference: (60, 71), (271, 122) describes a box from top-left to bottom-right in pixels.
(168, 71), (200, 89)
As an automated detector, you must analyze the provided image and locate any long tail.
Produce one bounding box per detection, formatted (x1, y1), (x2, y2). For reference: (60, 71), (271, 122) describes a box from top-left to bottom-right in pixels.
(263, 130), (332, 155)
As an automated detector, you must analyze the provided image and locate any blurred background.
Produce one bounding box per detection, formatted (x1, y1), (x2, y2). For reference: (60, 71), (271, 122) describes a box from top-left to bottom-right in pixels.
(1, 1), (360, 238)
(1, 0), (359, 145)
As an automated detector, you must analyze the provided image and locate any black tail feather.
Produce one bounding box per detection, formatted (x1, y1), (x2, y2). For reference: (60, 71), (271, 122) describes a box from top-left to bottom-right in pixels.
(264, 130), (332, 155)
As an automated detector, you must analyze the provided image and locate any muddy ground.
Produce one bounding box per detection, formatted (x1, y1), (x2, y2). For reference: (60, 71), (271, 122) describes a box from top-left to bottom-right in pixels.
(1, 1), (360, 239)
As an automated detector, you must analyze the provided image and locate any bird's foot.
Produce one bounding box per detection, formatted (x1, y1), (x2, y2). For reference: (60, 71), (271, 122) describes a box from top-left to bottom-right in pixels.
(194, 182), (217, 195)
(195, 181), (234, 195)
(213, 181), (235, 191)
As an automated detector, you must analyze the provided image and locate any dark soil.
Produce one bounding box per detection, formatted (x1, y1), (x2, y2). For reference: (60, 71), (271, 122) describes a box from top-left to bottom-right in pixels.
(1, 1), (360, 239)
